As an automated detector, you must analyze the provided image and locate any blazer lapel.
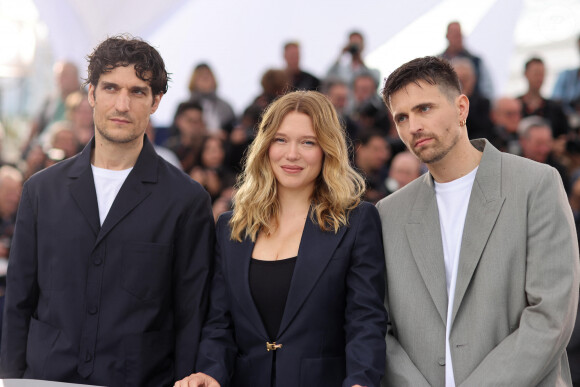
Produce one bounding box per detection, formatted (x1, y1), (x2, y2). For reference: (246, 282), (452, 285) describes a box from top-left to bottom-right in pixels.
(405, 173), (448, 325)
(277, 215), (347, 337)
(94, 137), (158, 246)
(68, 140), (100, 237)
(227, 237), (270, 340)
(451, 140), (505, 324)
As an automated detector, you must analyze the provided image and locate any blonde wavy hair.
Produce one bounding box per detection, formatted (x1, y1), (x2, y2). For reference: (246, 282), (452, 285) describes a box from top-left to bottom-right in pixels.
(230, 90), (366, 242)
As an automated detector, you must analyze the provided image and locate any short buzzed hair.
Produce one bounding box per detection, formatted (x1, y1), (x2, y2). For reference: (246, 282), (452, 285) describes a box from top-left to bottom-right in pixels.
(381, 56), (461, 111)
(524, 57), (543, 72)
(284, 41), (299, 51)
(349, 30), (364, 40)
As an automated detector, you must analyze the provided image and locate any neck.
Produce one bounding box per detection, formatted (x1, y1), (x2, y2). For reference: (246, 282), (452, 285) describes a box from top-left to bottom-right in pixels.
(277, 185), (313, 216)
(446, 46), (463, 57)
(286, 67), (299, 75)
(92, 135), (143, 170)
(524, 89), (541, 98)
(351, 56), (364, 66)
(428, 137), (482, 183)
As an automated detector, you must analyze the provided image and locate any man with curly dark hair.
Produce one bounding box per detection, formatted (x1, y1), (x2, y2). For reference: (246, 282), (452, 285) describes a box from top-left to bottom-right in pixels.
(0, 35), (215, 387)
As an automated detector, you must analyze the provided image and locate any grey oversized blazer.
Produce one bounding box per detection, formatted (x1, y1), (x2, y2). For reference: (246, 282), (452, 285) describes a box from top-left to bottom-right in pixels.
(376, 139), (579, 386)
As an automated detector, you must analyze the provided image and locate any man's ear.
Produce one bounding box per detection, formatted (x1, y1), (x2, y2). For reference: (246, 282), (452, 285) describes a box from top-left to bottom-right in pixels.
(150, 93), (163, 114)
(456, 93), (469, 122)
(88, 84), (96, 108)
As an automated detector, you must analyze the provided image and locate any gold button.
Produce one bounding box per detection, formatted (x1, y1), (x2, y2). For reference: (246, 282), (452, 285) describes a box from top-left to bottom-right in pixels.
(266, 342), (283, 351)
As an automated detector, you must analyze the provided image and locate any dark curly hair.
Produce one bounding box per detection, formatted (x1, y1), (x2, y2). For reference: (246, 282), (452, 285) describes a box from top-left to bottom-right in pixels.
(85, 34), (169, 96)
(381, 56), (460, 111)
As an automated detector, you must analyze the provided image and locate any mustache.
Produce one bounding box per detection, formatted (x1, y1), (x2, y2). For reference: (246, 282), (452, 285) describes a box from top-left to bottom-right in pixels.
(108, 112), (132, 121)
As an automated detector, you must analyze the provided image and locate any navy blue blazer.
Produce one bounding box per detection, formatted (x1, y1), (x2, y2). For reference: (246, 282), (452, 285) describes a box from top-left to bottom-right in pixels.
(196, 202), (387, 387)
(0, 137), (215, 387)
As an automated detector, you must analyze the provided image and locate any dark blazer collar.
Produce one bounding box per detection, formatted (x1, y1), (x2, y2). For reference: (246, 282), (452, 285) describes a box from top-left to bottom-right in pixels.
(68, 139), (100, 237)
(68, 135), (160, 247)
(227, 236), (269, 340)
(278, 215), (347, 337)
(227, 212), (349, 341)
(68, 136), (95, 178)
(68, 135), (159, 183)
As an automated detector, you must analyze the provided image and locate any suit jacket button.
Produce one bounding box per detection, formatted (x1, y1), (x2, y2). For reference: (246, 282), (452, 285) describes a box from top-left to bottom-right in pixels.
(85, 352), (93, 362)
(94, 258), (102, 266)
(438, 357), (445, 366)
(88, 306), (98, 315)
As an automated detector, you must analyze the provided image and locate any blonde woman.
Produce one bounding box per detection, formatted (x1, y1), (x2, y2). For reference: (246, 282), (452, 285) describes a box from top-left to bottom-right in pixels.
(176, 91), (387, 387)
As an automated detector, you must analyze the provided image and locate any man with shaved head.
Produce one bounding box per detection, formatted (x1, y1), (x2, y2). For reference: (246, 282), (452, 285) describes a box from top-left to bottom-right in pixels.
(439, 21), (493, 99)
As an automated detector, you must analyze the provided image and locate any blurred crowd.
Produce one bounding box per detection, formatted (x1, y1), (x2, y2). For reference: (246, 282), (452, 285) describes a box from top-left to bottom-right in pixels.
(2, 22), (580, 275)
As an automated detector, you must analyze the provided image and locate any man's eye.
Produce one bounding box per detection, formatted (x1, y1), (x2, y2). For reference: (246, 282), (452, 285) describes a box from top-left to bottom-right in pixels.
(420, 106), (431, 112)
(397, 116), (407, 123)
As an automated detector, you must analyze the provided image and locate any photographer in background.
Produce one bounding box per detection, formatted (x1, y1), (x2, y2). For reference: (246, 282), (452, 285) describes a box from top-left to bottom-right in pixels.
(327, 30), (379, 87)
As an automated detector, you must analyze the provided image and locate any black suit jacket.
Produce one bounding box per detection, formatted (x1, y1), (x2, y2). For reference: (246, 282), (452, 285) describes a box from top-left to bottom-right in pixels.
(0, 137), (215, 387)
(196, 202), (387, 387)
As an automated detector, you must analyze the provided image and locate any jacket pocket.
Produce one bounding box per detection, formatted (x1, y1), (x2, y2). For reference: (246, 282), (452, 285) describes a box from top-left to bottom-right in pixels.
(124, 330), (174, 387)
(121, 242), (172, 300)
(300, 356), (345, 387)
(25, 317), (61, 379)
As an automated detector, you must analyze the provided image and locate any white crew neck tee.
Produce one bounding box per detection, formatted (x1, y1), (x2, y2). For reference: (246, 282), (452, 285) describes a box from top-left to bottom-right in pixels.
(91, 165), (133, 226)
(434, 166), (478, 387)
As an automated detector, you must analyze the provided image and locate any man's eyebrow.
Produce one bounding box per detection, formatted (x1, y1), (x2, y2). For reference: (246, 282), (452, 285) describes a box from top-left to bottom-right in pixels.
(411, 102), (434, 111)
(131, 86), (150, 93)
(100, 81), (118, 88)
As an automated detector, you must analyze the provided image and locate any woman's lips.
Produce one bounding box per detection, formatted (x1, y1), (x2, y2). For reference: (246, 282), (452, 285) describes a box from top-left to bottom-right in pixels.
(281, 165), (303, 173)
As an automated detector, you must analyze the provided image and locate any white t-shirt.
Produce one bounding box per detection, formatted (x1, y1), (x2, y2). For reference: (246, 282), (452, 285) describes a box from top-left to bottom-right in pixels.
(434, 166), (478, 387)
(91, 165), (133, 226)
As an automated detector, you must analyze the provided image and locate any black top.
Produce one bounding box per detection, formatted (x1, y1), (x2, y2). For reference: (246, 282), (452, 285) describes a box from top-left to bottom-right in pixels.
(249, 257), (297, 341)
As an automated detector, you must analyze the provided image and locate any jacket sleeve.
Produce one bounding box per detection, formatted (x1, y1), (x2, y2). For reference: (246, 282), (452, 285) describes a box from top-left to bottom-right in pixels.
(172, 188), (215, 381)
(460, 167), (580, 386)
(0, 183), (39, 377)
(343, 203), (388, 387)
(195, 214), (238, 386)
